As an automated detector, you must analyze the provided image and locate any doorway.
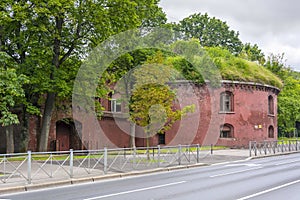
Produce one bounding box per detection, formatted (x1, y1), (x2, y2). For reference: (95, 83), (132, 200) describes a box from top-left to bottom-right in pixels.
(56, 119), (82, 151)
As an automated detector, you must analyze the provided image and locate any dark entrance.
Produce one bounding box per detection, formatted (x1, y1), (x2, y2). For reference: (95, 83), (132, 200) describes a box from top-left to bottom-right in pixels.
(55, 120), (82, 151)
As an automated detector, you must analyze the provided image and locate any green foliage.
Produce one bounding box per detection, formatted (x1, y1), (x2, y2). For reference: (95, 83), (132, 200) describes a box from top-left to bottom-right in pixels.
(0, 0), (166, 151)
(166, 56), (204, 84)
(264, 53), (290, 79)
(205, 47), (283, 88)
(173, 13), (243, 54)
(277, 75), (300, 136)
(169, 39), (222, 86)
(0, 53), (27, 126)
(239, 43), (265, 65)
(128, 52), (195, 137)
(1, 0), (166, 100)
(264, 53), (300, 136)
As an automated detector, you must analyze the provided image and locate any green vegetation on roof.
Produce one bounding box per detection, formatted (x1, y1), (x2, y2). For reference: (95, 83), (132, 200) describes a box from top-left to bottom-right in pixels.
(205, 47), (283, 89)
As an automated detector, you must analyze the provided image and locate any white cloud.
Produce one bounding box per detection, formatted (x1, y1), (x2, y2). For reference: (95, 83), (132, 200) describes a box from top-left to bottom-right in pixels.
(159, 0), (300, 70)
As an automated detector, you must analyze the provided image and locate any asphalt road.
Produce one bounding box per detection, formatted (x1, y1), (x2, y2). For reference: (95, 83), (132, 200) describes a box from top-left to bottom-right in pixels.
(1, 153), (300, 200)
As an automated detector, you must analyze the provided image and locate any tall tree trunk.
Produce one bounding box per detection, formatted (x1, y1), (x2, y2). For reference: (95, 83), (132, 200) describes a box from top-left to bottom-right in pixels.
(38, 93), (56, 152)
(37, 16), (62, 152)
(129, 122), (136, 148)
(20, 111), (29, 152)
(6, 125), (14, 154)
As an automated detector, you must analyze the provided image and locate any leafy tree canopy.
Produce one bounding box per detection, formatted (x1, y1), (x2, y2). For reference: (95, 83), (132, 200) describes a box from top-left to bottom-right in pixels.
(0, 52), (27, 126)
(239, 43), (265, 65)
(0, 0), (166, 151)
(128, 52), (195, 137)
(265, 54), (300, 136)
(173, 13), (243, 54)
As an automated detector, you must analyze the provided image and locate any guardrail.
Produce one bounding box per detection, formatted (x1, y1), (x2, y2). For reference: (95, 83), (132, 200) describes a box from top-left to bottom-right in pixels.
(0, 144), (211, 185)
(249, 140), (300, 157)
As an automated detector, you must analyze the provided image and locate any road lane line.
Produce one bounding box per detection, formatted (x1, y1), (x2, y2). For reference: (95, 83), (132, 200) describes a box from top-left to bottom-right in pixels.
(237, 179), (300, 200)
(275, 159), (300, 166)
(210, 167), (263, 178)
(83, 181), (186, 200)
(225, 164), (261, 167)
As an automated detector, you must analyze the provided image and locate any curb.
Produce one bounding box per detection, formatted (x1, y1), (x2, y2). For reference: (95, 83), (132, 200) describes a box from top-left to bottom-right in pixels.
(0, 186), (25, 195)
(26, 180), (72, 191)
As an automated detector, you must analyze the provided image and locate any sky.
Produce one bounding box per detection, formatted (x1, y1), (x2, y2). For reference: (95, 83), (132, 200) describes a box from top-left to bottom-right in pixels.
(159, 0), (300, 71)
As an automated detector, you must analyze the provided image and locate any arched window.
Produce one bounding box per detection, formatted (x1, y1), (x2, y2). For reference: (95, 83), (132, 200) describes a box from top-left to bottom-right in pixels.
(268, 126), (274, 138)
(220, 124), (234, 138)
(220, 92), (234, 112)
(268, 95), (274, 115)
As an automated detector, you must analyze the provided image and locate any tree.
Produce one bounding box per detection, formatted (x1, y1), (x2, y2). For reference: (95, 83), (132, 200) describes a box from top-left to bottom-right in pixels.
(128, 52), (194, 155)
(239, 43), (265, 65)
(277, 76), (300, 137)
(264, 53), (290, 79)
(173, 13), (243, 54)
(0, 0), (165, 151)
(0, 52), (27, 153)
(109, 49), (159, 148)
(264, 53), (300, 137)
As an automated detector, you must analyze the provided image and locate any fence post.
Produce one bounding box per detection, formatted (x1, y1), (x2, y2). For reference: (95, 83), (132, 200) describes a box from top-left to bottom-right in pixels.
(50, 153), (53, 178)
(157, 145), (160, 168)
(178, 145), (182, 165)
(197, 144), (200, 163)
(254, 142), (257, 156)
(27, 151), (32, 184)
(152, 147), (155, 158)
(289, 140), (291, 151)
(88, 151), (91, 174)
(133, 147), (136, 168)
(249, 141), (252, 157)
(70, 149), (73, 178)
(104, 147), (108, 174)
(124, 147), (126, 159)
(211, 144), (213, 155)
(296, 139), (298, 151)
(3, 155), (6, 182)
(264, 141), (267, 155)
(281, 140), (284, 152)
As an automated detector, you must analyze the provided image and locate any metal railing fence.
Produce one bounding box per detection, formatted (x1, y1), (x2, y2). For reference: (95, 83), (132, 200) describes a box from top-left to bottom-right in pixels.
(0, 144), (209, 185)
(249, 140), (300, 157)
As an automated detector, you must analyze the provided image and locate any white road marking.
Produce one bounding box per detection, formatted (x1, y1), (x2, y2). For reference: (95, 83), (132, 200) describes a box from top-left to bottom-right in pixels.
(237, 179), (300, 200)
(275, 159), (300, 166)
(83, 181), (186, 200)
(225, 163), (261, 167)
(210, 167), (263, 178)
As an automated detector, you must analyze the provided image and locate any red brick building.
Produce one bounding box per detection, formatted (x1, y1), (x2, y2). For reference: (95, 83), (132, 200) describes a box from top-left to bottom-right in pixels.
(92, 80), (279, 149)
(0, 80), (279, 153)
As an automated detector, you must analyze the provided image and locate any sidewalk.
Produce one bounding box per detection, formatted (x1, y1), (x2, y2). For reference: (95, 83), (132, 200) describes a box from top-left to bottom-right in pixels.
(0, 149), (250, 195)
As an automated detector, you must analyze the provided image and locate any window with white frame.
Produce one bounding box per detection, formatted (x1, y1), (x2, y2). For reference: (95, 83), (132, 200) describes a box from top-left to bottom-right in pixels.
(220, 92), (234, 112)
(110, 99), (121, 112)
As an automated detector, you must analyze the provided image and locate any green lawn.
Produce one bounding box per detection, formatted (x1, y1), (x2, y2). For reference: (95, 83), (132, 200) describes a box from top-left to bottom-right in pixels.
(278, 137), (299, 141)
